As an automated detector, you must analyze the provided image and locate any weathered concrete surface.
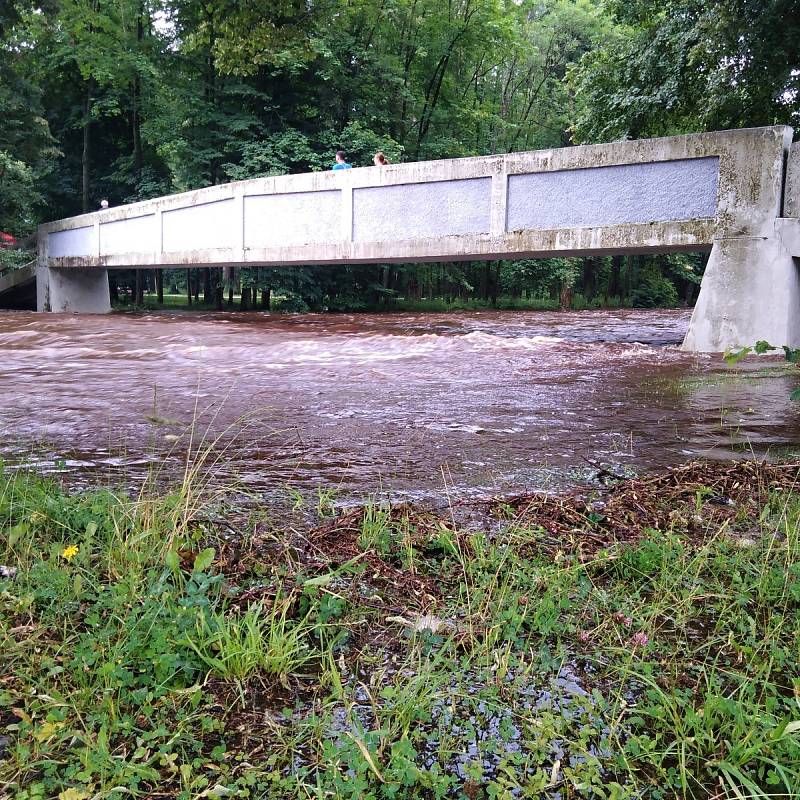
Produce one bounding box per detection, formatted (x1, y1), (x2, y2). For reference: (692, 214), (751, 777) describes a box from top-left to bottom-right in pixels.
(785, 142), (800, 218)
(682, 126), (798, 351)
(507, 157), (719, 230)
(246, 191), (341, 247)
(36, 265), (110, 313)
(682, 236), (800, 351)
(353, 177), (491, 242)
(40, 130), (740, 270)
(777, 218), (800, 256)
(37, 125), (799, 351)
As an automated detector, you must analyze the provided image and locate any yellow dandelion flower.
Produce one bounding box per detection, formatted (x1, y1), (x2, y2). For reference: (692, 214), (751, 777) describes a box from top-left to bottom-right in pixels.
(61, 544), (79, 562)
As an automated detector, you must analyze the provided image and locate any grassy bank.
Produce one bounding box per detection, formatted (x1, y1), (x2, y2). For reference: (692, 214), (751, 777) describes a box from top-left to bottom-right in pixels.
(116, 293), (637, 314)
(1, 461), (799, 799)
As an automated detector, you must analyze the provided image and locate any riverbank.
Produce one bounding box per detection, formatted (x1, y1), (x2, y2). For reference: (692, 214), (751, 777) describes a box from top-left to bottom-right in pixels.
(119, 292), (659, 314)
(1, 460), (799, 799)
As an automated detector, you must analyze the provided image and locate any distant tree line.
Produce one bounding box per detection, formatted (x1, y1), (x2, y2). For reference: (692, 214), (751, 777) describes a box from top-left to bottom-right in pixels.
(1, 0), (797, 308)
(107, 250), (703, 312)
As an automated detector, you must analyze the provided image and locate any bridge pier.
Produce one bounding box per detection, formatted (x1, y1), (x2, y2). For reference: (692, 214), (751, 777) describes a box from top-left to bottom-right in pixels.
(683, 136), (800, 352)
(683, 233), (800, 351)
(36, 265), (111, 313)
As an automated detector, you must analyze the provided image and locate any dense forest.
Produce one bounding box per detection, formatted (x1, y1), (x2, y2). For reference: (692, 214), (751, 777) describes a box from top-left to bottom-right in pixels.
(1, 0), (799, 310)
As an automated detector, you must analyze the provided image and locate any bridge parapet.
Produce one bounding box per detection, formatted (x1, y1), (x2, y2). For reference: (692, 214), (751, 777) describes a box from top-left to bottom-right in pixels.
(42, 128), (771, 268)
(36, 126), (799, 352)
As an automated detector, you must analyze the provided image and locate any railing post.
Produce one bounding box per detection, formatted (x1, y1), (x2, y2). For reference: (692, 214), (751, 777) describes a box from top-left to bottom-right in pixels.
(490, 161), (508, 237)
(341, 182), (354, 242)
(236, 190), (246, 261)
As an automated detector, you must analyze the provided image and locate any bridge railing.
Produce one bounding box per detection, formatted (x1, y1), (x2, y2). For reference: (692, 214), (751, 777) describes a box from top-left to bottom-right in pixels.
(39, 126), (792, 270)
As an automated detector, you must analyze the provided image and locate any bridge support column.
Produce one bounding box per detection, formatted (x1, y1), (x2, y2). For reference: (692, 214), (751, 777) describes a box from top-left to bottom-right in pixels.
(683, 234), (800, 352)
(36, 266), (111, 313)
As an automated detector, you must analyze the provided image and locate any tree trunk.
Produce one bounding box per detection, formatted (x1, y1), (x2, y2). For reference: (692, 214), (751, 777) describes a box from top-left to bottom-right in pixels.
(582, 258), (595, 303)
(381, 265), (390, 306)
(623, 255), (634, 300)
(203, 268), (212, 304)
(608, 256), (622, 304)
(205, 8), (219, 185)
(479, 263), (490, 301)
(240, 286), (251, 310)
(261, 286), (271, 310)
(131, 6), (144, 194)
(215, 268), (224, 310)
(82, 86), (92, 213)
(109, 274), (118, 304)
(186, 269), (192, 306)
(134, 269), (144, 305)
(559, 282), (573, 311)
(226, 267), (234, 307)
(156, 270), (164, 303)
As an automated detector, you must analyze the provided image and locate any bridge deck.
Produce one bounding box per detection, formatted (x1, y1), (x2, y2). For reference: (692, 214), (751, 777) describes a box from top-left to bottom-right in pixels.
(38, 128), (772, 271)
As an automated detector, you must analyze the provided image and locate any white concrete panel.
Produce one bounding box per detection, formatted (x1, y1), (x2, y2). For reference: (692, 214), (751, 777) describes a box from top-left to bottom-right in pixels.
(37, 266), (111, 313)
(245, 191), (341, 247)
(683, 234), (800, 351)
(162, 199), (237, 252)
(49, 226), (95, 258)
(352, 178), (491, 242)
(507, 157), (720, 230)
(99, 214), (156, 255)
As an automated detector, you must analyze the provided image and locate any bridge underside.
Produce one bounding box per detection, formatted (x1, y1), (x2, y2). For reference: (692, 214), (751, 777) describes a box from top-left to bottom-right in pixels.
(46, 233), (715, 270)
(34, 125), (800, 352)
(0, 263), (36, 310)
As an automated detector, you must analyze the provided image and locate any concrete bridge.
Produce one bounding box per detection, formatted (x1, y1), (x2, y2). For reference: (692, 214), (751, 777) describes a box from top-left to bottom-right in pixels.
(25, 125), (800, 351)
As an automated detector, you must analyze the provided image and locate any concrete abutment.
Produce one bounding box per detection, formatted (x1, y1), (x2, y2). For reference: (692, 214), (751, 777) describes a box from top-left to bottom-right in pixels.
(36, 266), (111, 313)
(683, 234), (800, 351)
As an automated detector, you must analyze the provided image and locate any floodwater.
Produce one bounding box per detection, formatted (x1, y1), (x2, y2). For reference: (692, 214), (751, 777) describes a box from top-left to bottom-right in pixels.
(1, 308), (798, 498)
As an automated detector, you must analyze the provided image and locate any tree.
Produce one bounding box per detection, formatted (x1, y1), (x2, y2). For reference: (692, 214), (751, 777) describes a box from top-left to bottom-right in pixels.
(569, 0), (800, 143)
(0, 1), (56, 233)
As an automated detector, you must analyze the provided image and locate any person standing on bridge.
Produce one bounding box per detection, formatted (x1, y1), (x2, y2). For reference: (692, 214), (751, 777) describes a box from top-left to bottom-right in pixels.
(373, 151), (389, 166)
(331, 150), (352, 170)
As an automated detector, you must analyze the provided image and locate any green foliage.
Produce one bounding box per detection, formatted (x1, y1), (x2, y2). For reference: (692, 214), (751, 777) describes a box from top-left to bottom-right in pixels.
(2, 467), (800, 797)
(0, 152), (38, 234)
(2, 0), (710, 311)
(0, 468), (319, 798)
(570, 0), (800, 143)
(0, 248), (33, 275)
(723, 340), (800, 401)
(185, 598), (315, 684)
(629, 273), (680, 308)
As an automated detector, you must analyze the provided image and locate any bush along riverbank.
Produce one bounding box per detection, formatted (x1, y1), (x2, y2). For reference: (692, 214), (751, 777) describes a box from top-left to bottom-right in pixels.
(1, 461), (799, 799)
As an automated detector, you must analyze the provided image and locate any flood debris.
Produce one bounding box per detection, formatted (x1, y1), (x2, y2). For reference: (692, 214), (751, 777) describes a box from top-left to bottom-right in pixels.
(482, 459), (800, 556)
(2, 459), (799, 799)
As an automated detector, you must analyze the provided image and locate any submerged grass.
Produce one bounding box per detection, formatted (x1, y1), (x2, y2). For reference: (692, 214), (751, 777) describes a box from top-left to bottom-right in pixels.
(0, 461), (799, 799)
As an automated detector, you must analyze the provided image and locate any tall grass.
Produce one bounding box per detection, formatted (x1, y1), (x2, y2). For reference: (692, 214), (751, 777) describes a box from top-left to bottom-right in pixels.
(185, 598), (316, 685)
(1, 466), (799, 798)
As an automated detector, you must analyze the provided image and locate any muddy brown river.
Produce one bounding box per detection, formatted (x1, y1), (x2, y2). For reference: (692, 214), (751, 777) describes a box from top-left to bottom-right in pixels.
(1, 308), (798, 499)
